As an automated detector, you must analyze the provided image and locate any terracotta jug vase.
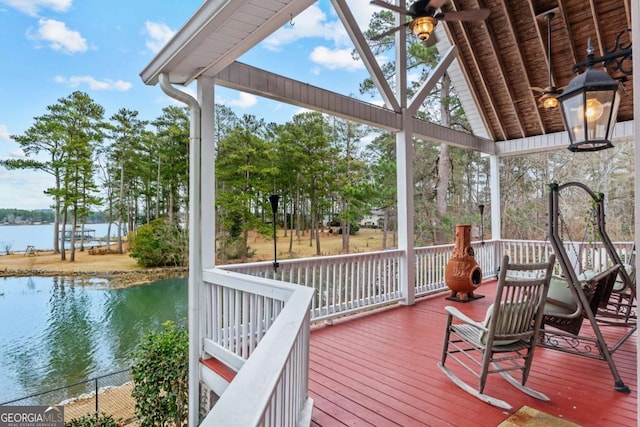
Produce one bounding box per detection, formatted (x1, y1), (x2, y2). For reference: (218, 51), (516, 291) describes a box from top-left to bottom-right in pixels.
(445, 224), (482, 301)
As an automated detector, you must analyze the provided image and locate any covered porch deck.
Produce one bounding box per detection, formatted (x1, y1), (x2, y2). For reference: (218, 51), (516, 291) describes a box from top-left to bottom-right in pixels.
(308, 279), (637, 426)
(138, 0), (640, 423)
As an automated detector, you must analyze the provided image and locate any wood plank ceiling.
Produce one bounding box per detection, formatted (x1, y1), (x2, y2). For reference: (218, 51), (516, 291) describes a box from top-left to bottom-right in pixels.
(441, 0), (633, 142)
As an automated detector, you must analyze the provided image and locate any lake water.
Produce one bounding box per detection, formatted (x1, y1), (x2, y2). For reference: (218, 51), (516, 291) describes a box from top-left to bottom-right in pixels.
(0, 276), (187, 404)
(0, 223), (121, 252)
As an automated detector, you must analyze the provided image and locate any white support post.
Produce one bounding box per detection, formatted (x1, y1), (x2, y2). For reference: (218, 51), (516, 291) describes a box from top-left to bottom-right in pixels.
(397, 112), (415, 305)
(188, 103), (202, 427)
(198, 77), (216, 270)
(196, 77), (215, 420)
(489, 154), (501, 270)
(394, 0), (414, 305)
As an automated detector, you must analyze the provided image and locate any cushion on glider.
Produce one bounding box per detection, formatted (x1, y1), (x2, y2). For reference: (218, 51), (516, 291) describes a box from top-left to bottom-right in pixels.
(545, 276), (578, 314)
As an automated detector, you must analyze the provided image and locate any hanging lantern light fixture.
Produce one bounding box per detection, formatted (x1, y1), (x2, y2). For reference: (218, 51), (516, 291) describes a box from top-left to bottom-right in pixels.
(557, 39), (622, 152)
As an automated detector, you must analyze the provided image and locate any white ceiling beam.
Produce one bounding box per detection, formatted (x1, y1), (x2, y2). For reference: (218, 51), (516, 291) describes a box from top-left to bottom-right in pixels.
(407, 45), (457, 114)
(215, 61), (494, 153)
(215, 62), (401, 130)
(330, 0), (400, 112)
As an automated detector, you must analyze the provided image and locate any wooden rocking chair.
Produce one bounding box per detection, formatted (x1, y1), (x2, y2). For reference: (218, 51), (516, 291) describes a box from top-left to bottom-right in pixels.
(438, 254), (555, 410)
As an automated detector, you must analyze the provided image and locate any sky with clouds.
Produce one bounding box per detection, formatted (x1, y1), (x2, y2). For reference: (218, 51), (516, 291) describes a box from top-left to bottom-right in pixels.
(0, 0), (388, 210)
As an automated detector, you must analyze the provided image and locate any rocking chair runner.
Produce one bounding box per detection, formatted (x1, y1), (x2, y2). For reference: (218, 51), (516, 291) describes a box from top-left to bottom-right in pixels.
(438, 254), (555, 410)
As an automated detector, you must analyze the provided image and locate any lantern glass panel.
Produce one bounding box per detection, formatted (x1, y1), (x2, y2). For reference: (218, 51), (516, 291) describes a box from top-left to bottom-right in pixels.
(560, 93), (584, 143)
(606, 91), (621, 141)
(585, 90), (615, 141)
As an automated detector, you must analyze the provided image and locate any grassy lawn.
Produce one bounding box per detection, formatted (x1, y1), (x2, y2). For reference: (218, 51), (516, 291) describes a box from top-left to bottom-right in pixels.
(0, 227), (393, 274)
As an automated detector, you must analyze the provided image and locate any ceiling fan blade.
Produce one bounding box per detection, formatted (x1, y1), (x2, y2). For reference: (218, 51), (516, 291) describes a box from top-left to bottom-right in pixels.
(429, 0), (449, 8)
(530, 85), (564, 95)
(436, 9), (490, 22)
(369, 0), (410, 15)
(370, 22), (409, 41)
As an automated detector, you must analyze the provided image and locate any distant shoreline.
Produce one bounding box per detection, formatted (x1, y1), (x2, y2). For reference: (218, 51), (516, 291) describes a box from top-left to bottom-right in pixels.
(0, 242), (188, 288)
(0, 222), (51, 225)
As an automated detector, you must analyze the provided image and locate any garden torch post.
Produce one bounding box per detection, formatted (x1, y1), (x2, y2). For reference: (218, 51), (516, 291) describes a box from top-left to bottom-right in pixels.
(269, 194), (280, 273)
(479, 204), (485, 245)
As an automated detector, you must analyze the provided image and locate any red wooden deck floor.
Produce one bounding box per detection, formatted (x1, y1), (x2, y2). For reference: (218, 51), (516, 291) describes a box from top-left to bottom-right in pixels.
(308, 280), (637, 426)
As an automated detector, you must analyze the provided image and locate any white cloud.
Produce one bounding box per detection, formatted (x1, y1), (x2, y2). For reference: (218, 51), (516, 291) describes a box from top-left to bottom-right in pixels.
(0, 169), (53, 209)
(262, 1), (380, 72)
(262, 0), (378, 51)
(0, 0), (71, 16)
(293, 107), (311, 116)
(360, 132), (376, 147)
(28, 18), (87, 54)
(228, 92), (257, 109)
(407, 71), (422, 84)
(347, 0), (379, 29)
(262, 4), (348, 51)
(8, 148), (26, 158)
(144, 21), (175, 53)
(54, 75), (132, 91)
(1, 139), (49, 162)
(0, 124), (11, 142)
(310, 46), (364, 72)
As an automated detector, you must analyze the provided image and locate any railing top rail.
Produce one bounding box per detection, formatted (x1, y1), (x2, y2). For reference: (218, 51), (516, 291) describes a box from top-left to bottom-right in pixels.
(203, 268), (306, 301)
(219, 248), (404, 271)
(202, 280), (314, 426)
(499, 239), (551, 244)
(500, 239), (634, 244)
(215, 240), (633, 275)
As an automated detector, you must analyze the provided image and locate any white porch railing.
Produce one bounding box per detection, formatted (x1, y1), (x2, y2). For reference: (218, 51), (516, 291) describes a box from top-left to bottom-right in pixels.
(221, 250), (405, 323)
(501, 239), (555, 264)
(222, 239), (633, 323)
(415, 240), (500, 296)
(200, 268), (314, 426)
(501, 239), (635, 274)
(221, 240), (501, 322)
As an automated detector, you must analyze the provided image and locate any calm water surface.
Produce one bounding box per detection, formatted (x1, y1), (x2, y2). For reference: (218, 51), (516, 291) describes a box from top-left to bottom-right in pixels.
(0, 223), (119, 252)
(0, 276), (187, 404)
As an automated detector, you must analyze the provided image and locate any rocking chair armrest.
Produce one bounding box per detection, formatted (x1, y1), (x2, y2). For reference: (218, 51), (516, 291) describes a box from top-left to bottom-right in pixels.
(444, 306), (485, 330)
